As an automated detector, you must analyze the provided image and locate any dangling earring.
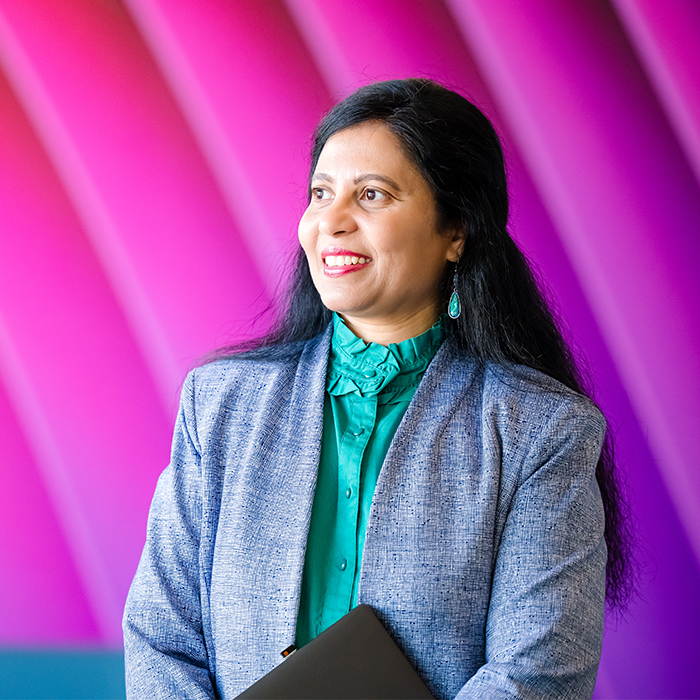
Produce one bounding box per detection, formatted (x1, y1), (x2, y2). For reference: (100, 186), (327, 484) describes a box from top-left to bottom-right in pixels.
(448, 269), (461, 319)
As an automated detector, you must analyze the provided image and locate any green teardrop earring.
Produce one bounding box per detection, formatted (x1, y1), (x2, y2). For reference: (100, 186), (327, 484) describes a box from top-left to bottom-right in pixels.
(448, 270), (461, 319)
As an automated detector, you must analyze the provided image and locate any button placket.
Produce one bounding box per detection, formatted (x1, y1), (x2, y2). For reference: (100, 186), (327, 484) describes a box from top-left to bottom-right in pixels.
(332, 396), (377, 608)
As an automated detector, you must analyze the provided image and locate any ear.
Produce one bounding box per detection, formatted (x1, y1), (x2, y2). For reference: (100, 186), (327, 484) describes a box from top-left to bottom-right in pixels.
(445, 226), (466, 263)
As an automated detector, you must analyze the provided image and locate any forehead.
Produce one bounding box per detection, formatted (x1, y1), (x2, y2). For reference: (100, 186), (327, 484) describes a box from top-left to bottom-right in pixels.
(314, 121), (421, 179)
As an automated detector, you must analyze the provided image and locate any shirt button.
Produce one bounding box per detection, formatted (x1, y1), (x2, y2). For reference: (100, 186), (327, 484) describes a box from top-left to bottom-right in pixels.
(345, 487), (352, 499)
(338, 559), (347, 571)
(352, 427), (365, 437)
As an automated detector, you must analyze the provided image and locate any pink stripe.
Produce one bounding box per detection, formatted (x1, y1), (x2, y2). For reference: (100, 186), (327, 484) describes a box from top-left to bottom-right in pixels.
(0, 381), (100, 644)
(612, 0), (700, 187)
(125, 0), (332, 293)
(0, 0), (269, 409)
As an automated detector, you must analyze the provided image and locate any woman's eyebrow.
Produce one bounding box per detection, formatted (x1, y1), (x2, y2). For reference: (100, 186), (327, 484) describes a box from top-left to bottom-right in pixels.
(311, 172), (403, 191)
(354, 173), (402, 190)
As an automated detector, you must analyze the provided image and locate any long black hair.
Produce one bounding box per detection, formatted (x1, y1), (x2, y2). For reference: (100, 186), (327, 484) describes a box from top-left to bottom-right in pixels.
(218, 78), (632, 608)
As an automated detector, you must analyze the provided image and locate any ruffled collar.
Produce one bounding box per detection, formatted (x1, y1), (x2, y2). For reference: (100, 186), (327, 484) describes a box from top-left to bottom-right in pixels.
(326, 313), (445, 398)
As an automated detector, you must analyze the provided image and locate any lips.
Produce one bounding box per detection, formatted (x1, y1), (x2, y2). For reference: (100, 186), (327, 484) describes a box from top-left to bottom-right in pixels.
(321, 247), (372, 273)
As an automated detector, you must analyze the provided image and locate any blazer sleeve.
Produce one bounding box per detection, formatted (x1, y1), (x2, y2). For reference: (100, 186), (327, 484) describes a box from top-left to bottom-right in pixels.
(456, 397), (608, 700)
(123, 371), (217, 699)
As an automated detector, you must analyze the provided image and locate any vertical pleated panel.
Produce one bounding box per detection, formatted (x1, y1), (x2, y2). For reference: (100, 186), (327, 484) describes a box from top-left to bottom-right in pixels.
(0, 0), (697, 696)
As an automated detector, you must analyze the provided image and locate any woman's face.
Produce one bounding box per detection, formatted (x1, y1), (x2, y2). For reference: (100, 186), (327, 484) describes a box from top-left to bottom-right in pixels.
(298, 121), (463, 343)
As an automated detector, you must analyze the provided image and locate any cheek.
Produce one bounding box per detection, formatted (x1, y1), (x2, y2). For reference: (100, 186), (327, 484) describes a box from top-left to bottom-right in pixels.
(298, 220), (322, 281)
(297, 213), (314, 252)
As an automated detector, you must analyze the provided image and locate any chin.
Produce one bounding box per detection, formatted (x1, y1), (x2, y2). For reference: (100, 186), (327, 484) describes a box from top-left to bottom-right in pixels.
(319, 295), (362, 317)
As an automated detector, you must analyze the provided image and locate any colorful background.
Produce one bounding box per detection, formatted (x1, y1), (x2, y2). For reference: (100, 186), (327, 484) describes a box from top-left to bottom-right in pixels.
(0, 1), (699, 698)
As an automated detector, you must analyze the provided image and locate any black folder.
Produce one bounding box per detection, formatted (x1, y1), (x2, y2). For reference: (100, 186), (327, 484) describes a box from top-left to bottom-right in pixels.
(235, 604), (434, 699)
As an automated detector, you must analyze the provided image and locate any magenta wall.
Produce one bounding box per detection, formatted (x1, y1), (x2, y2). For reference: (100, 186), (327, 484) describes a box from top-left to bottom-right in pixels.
(0, 1), (698, 697)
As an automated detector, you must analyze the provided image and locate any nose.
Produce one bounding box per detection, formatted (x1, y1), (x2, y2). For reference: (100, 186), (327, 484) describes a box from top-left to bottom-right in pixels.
(318, 195), (357, 237)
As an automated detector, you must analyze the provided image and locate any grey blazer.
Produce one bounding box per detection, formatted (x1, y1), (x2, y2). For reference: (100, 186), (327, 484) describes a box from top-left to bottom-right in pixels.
(123, 326), (607, 699)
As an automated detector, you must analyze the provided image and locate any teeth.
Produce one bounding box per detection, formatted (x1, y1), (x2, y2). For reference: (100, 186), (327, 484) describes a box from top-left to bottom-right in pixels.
(325, 255), (369, 267)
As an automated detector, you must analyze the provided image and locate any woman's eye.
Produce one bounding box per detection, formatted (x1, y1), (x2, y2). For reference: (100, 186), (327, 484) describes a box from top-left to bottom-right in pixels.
(311, 187), (330, 200)
(363, 188), (387, 202)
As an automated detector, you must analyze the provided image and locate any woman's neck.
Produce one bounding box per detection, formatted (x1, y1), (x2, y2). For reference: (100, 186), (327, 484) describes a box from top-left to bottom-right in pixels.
(338, 307), (440, 346)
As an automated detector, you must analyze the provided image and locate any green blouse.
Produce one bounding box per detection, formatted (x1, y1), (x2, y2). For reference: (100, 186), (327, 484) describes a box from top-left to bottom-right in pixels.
(295, 313), (446, 647)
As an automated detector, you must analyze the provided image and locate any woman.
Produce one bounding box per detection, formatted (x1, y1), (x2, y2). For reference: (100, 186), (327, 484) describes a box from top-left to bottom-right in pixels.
(123, 79), (630, 699)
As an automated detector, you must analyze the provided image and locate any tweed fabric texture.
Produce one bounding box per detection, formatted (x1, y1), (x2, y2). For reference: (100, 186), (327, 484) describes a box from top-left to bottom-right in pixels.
(123, 326), (607, 700)
(296, 314), (445, 645)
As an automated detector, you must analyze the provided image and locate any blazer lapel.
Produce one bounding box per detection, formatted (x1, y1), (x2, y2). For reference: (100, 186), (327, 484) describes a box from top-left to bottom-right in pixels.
(358, 340), (477, 597)
(272, 327), (331, 636)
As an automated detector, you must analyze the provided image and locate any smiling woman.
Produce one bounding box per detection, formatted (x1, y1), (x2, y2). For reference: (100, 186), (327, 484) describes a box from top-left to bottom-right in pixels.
(123, 79), (631, 700)
(299, 121), (463, 344)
